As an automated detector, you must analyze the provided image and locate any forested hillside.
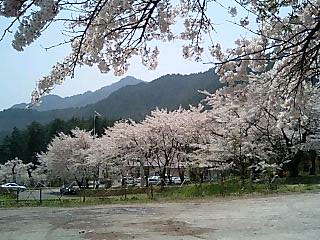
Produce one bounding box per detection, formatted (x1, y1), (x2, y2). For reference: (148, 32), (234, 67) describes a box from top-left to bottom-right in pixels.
(0, 69), (222, 135)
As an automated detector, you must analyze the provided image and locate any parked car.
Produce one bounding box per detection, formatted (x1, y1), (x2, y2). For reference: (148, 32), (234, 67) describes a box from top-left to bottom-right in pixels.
(148, 176), (160, 185)
(171, 176), (182, 185)
(60, 183), (77, 195)
(121, 177), (135, 186)
(0, 183), (27, 191)
(134, 177), (141, 185)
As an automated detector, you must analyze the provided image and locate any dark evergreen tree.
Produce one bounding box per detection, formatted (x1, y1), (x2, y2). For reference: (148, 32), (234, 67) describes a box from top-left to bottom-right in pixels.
(9, 127), (26, 161)
(47, 118), (68, 139)
(0, 136), (11, 164)
(25, 122), (47, 164)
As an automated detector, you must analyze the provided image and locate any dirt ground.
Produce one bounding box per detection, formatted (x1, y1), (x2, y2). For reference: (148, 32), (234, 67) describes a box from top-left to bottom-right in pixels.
(1, 192), (320, 240)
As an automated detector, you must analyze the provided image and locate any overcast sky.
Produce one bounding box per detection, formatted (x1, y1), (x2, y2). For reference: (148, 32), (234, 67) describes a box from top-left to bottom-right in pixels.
(0, 4), (252, 111)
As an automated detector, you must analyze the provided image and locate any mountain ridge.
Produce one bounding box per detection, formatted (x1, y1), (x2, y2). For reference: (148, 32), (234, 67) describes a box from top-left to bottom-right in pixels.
(1, 69), (222, 134)
(11, 76), (143, 111)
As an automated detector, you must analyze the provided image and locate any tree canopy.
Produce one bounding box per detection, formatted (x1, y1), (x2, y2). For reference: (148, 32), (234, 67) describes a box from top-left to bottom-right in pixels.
(1, 0), (318, 104)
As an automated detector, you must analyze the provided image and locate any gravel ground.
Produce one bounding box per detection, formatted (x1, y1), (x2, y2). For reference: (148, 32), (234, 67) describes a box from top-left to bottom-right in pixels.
(1, 192), (320, 240)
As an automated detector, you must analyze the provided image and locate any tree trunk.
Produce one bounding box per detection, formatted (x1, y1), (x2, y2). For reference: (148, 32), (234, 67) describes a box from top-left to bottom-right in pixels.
(76, 180), (83, 189)
(288, 150), (303, 177)
(160, 166), (166, 187)
(178, 167), (185, 183)
(12, 165), (17, 183)
(145, 167), (149, 187)
(308, 150), (317, 175)
(140, 161), (146, 187)
(167, 168), (172, 185)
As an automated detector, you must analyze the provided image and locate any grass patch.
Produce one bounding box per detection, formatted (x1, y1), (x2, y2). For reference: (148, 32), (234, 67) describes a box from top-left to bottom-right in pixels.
(280, 175), (320, 185)
(0, 192), (16, 202)
(0, 193), (153, 208)
(154, 180), (261, 200)
(153, 177), (320, 201)
(275, 183), (320, 193)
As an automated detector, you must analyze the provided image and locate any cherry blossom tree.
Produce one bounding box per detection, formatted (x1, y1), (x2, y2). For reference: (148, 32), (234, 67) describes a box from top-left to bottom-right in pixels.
(199, 73), (320, 180)
(2, 0), (317, 104)
(132, 106), (208, 184)
(38, 128), (96, 188)
(190, 88), (257, 182)
(109, 120), (159, 187)
(96, 106), (209, 186)
(87, 136), (117, 188)
(0, 157), (29, 184)
(209, 2), (320, 158)
(91, 120), (150, 187)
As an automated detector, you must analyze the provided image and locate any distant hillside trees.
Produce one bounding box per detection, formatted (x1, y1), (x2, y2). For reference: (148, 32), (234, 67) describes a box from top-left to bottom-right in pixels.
(0, 69), (222, 134)
(0, 117), (115, 165)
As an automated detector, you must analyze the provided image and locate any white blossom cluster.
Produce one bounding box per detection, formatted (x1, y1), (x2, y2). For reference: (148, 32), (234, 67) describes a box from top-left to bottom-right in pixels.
(0, 158), (37, 185)
(12, 0), (59, 51)
(250, 161), (280, 184)
(1, 0), (319, 106)
(38, 128), (98, 186)
(211, 1), (319, 96)
(32, 54), (74, 103)
(0, 0), (23, 17)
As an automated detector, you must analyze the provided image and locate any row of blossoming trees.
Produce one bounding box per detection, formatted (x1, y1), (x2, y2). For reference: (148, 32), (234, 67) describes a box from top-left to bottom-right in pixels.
(1, 0), (320, 187)
(1, 66), (320, 187)
(3, 81), (318, 187)
(1, 90), (319, 187)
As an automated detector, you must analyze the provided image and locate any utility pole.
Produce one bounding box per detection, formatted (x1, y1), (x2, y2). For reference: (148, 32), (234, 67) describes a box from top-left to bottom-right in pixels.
(93, 111), (102, 188)
(93, 111), (102, 138)
(93, 113), (96, 138)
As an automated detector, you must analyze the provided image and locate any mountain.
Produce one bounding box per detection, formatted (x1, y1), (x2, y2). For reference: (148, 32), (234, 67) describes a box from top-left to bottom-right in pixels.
(0, 69), (223, 134)
(78, 68), (222, 120)
(11, 76), (143, 111)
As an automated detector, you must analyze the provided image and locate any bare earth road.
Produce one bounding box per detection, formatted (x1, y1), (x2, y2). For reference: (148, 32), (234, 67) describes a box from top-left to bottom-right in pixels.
(1, 192), (320, 240)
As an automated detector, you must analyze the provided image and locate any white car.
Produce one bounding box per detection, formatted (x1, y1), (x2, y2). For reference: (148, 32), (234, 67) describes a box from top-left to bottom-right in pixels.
(171, 176), (182, 185)
(148, 176), (160, 185)
(122, 177), (135, 186)
(1, 183), (27, 191)
(134, 177), (141, 184)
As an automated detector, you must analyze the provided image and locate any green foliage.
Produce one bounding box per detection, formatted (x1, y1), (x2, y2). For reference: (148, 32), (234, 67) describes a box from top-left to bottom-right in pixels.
(0, 117), (116, 165)
(0, 193), (15, 201)
(154, 177), (320, 200)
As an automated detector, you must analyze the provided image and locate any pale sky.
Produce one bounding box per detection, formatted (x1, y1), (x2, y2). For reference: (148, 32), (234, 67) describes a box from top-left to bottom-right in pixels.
(0, 3), (252, 110)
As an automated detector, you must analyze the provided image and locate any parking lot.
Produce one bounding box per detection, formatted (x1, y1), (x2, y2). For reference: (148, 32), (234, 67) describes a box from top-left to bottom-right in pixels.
(1, 192), (320, 240)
